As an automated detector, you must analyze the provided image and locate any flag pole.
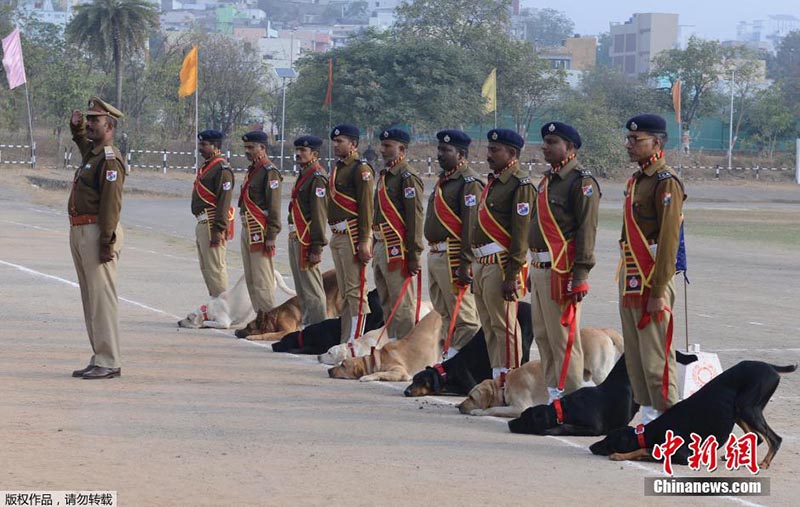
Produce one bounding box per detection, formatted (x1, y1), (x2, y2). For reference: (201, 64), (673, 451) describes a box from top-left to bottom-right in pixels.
(194, 48), (199, 174)
(23, 81), (35, 168)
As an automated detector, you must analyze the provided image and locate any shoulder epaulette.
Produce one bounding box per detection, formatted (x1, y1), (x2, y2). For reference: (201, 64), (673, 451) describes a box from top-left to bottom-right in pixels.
(579, 169), (593, 178)
(401, 170), (411, 179)
(657, 171), (673, 181)
(104, 146), (115, 160)
(518, 177), (532, 185)
(463, 176), (476, 182)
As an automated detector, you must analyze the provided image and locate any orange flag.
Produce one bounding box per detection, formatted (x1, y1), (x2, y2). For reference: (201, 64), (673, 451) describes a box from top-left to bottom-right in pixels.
(323, 58), (333, 107)
(179, 45), (198, 97)
(671, 78), (681, 125)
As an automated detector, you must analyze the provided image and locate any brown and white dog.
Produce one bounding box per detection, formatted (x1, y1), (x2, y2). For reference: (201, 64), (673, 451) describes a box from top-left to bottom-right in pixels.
(327, 311), (442, 382)
(242, 269), (344, 341)
(177, 271), (295, 329)
(457, 327), (624, 418)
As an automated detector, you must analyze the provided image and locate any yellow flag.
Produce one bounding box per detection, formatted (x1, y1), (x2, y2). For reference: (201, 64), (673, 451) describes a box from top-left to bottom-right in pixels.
(481, 68), (496, 114)
(179, 45), (198, 97)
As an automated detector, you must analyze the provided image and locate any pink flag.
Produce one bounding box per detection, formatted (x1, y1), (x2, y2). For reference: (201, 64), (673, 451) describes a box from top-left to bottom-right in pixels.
(2, 28), (27, 90)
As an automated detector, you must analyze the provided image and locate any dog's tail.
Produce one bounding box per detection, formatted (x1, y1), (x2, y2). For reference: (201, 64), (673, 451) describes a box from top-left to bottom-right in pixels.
(772, 364), (798, 375)
(604, 328), (624, 355)
(273, 269), (297, 297)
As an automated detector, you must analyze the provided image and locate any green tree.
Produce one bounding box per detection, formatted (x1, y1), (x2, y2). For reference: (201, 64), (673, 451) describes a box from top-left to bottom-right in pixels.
(771, 31), (800, 115)
(517, 7), (575, 48)
(741, 83), (797, 161)
(66, 0), (160, 110)
(596, 31), (612, 67)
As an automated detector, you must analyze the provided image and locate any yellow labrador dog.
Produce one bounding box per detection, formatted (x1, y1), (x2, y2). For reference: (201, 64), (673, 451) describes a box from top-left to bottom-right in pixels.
(458, 327), (624, 418)
(327, 311), (442, 382)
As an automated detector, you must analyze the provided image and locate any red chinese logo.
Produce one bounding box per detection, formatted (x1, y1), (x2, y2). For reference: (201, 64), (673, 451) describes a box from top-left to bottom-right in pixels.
(655, 432), (760, 475)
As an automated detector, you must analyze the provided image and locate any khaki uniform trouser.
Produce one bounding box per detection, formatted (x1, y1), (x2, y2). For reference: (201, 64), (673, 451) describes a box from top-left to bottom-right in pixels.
(288, 237), (327, 326)
(69, 223), (123, 368)
(240, 231), (275, 313)
(330, 232), (370, 342)
(531, 267), (584, 393)
(195, 221), (228, 297)
(473, 262), (521, 369)
(619, 275), (678, 412)
(428, 250), (480, 351)
(373, 239), (416, 339)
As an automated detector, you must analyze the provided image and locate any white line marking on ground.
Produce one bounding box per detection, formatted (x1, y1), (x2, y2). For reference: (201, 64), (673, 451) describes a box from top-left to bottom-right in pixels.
(748, 322), (765, 326)
(696, 313), (714, 318)
(1, 220), (59, 232)
(0, 257), (778, 506)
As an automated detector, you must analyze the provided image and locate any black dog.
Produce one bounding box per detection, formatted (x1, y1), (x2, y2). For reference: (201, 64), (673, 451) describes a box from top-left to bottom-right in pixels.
(404, 301), (533, 397)
(508, 352), (699, 436)
(271, 290), (384, 354)
(590, 361), (796, 469)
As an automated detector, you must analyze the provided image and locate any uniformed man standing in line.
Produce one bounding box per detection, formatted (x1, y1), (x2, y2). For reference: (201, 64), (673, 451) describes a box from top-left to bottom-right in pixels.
(529, 122), (600, 403)
(192, 129), (234, 297)
(424, 130), (482, 359)
(373, 128), (424, 340)
(327, 124), (374, 343)
(619, 114), (686, 424)
(472, 129), (536, 379)
(68, 97), (126, 379)
(235, 131), (283, 339)
(288, 135), (329, 327)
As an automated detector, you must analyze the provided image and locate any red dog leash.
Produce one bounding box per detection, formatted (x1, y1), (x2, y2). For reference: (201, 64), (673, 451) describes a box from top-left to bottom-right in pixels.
(443, 285), (468, 357)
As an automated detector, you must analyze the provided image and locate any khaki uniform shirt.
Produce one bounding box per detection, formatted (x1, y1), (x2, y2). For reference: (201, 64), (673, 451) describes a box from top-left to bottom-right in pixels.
(472, 162), (536, 282)
(191, 157), (234, 233)
(373, 159), (424, 263)
(619, 157), (686, 297)
(529, 158), (600, 284)
(239, 160), (283, 241)
(288, 164), (329, 254)
(424, 164), (485, 265)
(328, 151), (374, 242)
(68, 121), (125, 248)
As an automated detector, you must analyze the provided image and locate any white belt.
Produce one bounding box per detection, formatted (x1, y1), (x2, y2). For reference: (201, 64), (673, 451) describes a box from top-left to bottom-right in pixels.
(288, 223), (297, 233)
(530, 250), (551, 263)
(429, 241), (448, 252)
(373, 230), (384, 241)
(196, 211), (209, 222)
(331, 220), (348, 232)
(472, 242), (506, 259)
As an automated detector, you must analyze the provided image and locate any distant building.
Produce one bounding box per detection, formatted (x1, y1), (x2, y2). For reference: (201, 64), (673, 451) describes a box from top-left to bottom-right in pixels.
(737, 15), (800, 52)
(609, 13), (679, 76)
(538, 36), (597, 71)
(21, 0), (69, 27)
(368, 0), (402, 30)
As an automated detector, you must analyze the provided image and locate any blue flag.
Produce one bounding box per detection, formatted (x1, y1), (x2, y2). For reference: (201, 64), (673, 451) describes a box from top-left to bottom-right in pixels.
(675, 222), (689, 283)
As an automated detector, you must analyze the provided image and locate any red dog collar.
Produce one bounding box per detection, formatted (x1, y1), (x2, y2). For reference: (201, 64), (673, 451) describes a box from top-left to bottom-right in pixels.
(553, 398), (564, 425)
(433, 363), (447, 381)
(635, 424), (647, 449)
(200, 305), (209, 322)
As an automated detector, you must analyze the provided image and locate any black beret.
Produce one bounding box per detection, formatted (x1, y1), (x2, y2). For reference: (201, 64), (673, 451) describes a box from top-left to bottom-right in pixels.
(541, 121), (582, 149)
(198, 129), (223, 141)
(626, 114), (667, 135)
(487, 128), (524, 150)
(330, 124), (359, 140)
(242, 130), (269, 143)
(436, 129), (471, 149)
(380, 128), (411, 144)
(294, 135), (323, 149)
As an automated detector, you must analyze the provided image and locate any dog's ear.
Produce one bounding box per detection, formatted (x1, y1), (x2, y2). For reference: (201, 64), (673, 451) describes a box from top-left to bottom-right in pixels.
(425, 367), (442, 392)
(589, 436), (613, 456)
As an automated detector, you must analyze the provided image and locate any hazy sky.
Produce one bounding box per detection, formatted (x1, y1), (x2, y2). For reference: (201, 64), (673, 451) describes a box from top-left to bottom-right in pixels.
(522, 0), (800, 41)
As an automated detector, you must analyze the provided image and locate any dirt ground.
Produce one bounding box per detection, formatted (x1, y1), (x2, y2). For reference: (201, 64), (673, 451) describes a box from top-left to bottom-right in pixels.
(1, 167), (799, 506)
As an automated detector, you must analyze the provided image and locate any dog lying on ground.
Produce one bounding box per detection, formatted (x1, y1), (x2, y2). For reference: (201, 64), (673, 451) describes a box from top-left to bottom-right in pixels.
(589, 361), (797, 470)
(457, 327), (624, 418)
(271, 289), (384, 354)
(327, 311), (442, 382)
(404, 302), (534, 397)
(319, 301), (433, 365)
(508, 351), (699, 436)
(240, 269), (344, 341)
(177, 271), (295, 329)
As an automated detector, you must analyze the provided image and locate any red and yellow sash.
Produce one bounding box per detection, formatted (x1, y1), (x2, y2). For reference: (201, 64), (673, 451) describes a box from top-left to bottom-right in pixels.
(433, 176), (462, 238)
(240, 158), (271, 254)
(622, 174), (656, 306)
(329, 161), (358, 216)
(195, 156), (234, 240)
(290, 165), (320, 269)
(377, 170), (407, 271)
(537, 173), (576, 302)
(477, 178), (511, 251)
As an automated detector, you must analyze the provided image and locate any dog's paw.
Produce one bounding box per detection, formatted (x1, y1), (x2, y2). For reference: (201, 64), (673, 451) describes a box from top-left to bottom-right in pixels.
(469, 409), (490, 417)
(359, 374), (380, 382)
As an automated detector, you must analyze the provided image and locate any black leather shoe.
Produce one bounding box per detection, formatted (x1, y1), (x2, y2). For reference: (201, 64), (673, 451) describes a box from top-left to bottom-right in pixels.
(72, 365), (95, 378)
(82, 367), (121, 379)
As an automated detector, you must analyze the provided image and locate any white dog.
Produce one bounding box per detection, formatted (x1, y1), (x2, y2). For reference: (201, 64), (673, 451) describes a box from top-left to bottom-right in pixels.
(178, 270), (296, 329)
(318, 301), (433, 365)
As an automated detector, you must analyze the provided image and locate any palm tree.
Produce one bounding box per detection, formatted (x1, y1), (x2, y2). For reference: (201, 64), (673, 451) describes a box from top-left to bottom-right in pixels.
(66, 0), (160, 110)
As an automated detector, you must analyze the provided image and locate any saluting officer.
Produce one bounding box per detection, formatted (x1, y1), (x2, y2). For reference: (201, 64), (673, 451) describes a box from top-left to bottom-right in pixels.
(472, 129), (536, 379)
(235, 131), (283, 339)
(192, 129), (234, 297)
(288, 135), (329, 327)
(68, 97), (126, 379)
(424, 129), (482, 359)
(373, 128), (424, 340)
(327, 124), (374, 343)
(529, 122), (600, 403)
(619, 114), (686, 424)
